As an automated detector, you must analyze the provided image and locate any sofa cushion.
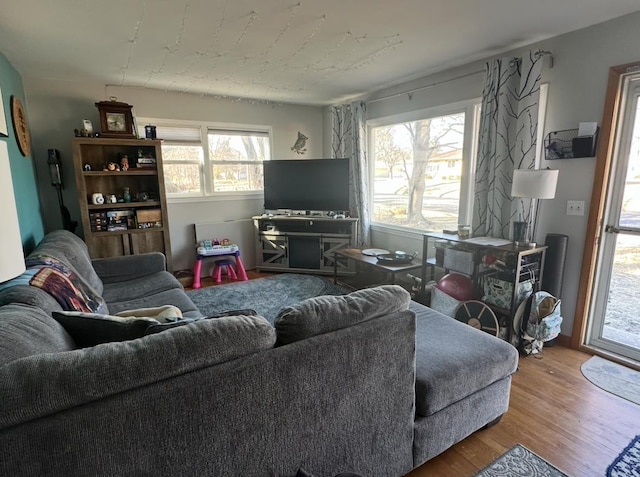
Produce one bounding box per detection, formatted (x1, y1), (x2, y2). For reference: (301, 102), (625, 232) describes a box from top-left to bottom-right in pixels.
(410, 302), (519, 417)
(0, 285), (63, 315)
(106, 287), (202, 318)
(274, 285), (411, 345)
(0, 304), (75, 366)
(0, 314), (277, 429)
(52, 311), (162, 348)
(28, 230), (104, 295)
(101, 271), (184, 304)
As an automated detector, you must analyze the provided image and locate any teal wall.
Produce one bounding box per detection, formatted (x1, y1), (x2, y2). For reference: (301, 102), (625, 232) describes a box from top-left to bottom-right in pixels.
(0, 51), (44, 253)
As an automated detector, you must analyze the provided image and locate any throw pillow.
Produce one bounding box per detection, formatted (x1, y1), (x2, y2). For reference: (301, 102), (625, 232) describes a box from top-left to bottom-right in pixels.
(274, 285), (410, 345)
(144, 309), (258, 335)
(51, 311), (161, 348)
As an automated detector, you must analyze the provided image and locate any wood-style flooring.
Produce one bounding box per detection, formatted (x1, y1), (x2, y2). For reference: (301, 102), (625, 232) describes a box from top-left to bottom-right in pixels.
(185, 273), (639, 476)
(409, 345), (640, 477)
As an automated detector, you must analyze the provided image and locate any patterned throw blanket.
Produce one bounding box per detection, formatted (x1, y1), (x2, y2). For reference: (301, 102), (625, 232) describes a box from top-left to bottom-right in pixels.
(0, 254), (104, 312)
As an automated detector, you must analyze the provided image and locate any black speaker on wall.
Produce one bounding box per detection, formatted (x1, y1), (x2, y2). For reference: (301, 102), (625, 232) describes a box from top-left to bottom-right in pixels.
(542, 233), (568, 299)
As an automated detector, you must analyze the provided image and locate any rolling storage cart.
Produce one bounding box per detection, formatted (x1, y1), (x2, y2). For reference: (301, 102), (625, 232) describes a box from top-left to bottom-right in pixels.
(420, 232), (547, 342)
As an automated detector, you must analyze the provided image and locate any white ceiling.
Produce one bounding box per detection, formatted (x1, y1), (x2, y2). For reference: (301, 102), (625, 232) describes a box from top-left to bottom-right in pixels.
(1, 0), (640, 106)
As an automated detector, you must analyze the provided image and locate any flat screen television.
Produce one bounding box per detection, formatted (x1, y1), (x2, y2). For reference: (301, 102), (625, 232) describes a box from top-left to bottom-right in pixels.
(263, 158), (350, 212)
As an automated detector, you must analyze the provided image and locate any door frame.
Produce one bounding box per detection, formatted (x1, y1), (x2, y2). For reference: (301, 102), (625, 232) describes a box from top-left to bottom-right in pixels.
(572, 61), (640, 359)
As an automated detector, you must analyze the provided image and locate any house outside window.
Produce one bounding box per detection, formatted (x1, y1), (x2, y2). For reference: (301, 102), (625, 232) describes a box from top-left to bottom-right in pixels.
(138, 119), (272, 199)
(368, 100), (480, 233)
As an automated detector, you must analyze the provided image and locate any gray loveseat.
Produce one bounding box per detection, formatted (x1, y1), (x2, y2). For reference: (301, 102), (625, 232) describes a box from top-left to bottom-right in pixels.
(0, 230), (518, 476)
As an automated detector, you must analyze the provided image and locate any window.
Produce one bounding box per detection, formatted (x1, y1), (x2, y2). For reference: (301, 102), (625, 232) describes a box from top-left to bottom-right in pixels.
(369, 101), (480, 232)
(143, 121), (272, 198)
(208, 129), (270, 192)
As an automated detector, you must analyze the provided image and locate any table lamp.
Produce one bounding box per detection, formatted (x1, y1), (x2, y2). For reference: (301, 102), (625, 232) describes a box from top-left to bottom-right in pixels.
(0, 143), (26, 283)
(511, 168), (559, 247)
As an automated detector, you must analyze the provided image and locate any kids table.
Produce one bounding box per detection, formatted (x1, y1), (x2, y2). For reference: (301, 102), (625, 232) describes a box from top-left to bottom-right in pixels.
(192, 244), (248, 288)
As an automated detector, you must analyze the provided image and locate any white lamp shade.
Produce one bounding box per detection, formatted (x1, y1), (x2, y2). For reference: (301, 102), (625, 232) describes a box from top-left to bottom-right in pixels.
(0, 141), (25, 283)
(511, 169), (559, 199)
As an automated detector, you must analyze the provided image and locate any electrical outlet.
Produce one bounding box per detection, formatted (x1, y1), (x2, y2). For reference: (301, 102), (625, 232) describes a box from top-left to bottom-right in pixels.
(567, 200), (585, 216)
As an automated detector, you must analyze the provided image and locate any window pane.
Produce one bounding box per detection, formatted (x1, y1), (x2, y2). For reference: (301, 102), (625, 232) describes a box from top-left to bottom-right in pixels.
(208, 132), (270, 162)
(372, 112), (465, 232)
(212, 164), (263, 192)
(164, 163), (202, 195)
(619, 96), (640, 229)
(162, 144), (203, 163)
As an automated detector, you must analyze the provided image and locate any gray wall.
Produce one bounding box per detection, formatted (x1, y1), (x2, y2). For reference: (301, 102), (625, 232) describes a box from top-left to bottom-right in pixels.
(22, 81), (323, 272)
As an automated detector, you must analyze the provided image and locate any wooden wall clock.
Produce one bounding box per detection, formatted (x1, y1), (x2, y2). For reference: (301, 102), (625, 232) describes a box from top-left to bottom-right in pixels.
(95, 99), (136, 139)
(11, 96), (31, 157)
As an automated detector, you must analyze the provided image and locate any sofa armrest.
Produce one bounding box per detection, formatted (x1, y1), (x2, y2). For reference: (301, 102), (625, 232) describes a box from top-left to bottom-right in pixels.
(91, 253), (167, 283)
(0, 315), (275, 429)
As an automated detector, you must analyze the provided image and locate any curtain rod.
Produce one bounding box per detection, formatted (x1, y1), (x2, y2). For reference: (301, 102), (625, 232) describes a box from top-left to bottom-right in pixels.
(366, 50), (553, 105)
(366, 69), (483, 105)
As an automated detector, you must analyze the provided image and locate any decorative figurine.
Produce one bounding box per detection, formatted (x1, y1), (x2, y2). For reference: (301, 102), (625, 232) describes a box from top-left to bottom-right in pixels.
(291, 131), (308, 155)
(83, 163), (92, 171)
(120, 154), (129, 171)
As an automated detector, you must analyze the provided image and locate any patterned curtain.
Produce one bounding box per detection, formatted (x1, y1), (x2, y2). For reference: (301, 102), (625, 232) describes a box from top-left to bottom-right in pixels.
(472, 51), (543, 239)
(331, 101), (370, 247)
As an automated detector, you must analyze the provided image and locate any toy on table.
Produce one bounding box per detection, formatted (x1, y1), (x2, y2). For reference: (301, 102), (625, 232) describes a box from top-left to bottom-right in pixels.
(197, 238), (239, 256)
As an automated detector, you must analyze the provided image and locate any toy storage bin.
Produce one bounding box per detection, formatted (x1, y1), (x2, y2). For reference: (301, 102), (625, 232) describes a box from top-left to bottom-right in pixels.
(482, 273), (533, 310)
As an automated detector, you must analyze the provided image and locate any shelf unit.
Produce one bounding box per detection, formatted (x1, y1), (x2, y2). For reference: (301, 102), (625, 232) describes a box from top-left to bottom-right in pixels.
(72, 137), (172, 270)
(420, 232), (547, 342)
(253, 215), (358, 275)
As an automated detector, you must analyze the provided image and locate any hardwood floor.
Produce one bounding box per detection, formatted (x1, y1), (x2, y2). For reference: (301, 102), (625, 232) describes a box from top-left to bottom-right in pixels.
(409, 345), (640, 477)
(185, 273), (639, 476)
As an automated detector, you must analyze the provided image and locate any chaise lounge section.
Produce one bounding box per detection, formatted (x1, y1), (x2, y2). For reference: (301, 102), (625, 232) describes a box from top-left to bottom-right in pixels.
(0, 230), (518, 476)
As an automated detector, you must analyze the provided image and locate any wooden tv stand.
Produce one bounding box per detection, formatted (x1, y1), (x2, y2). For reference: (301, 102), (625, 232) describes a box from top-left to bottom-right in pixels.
(253, 215), (358, 275)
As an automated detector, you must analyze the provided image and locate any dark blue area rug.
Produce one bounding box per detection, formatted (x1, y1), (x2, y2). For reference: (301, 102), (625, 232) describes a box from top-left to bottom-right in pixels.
(187, 273), (347, 325)
(607, 435), (640, 477)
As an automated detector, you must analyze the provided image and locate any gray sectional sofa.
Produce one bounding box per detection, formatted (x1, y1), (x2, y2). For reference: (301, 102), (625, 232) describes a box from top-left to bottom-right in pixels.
(0, 230), (518, 476)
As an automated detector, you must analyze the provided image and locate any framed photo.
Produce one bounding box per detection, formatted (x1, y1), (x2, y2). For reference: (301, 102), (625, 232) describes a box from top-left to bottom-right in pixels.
(0, 86), (7, 137)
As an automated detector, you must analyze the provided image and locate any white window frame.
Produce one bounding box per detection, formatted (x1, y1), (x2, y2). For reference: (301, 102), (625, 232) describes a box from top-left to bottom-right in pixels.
(137, 118), (273, 203)
(366, 98), (481, 234)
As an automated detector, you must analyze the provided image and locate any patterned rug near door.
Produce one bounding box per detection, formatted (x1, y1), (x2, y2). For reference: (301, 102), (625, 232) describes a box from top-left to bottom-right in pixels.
(475, 445), (568, 477)
(187, 273), (347, 324)
(607, 435), (640, 477)
(580, 356), (640, 406)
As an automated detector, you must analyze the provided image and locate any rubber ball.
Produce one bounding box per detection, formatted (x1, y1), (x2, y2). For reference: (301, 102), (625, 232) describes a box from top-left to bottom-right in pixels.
(436, 273), (474, 301)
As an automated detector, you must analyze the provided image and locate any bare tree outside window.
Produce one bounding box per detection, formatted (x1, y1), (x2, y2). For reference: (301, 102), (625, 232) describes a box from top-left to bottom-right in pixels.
(208, 132), (269, 192)
(372, 112), (465, 232)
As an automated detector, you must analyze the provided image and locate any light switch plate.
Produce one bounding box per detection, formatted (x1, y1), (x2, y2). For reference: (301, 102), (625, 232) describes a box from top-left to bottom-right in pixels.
(567, 200), (585, 216)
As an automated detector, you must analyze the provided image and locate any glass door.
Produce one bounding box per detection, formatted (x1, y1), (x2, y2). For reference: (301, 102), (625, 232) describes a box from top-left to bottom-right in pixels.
(587, 74), (640, 361)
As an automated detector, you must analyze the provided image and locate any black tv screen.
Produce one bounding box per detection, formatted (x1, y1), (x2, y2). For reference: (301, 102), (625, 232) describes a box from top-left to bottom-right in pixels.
(263, 158), (350, 211)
